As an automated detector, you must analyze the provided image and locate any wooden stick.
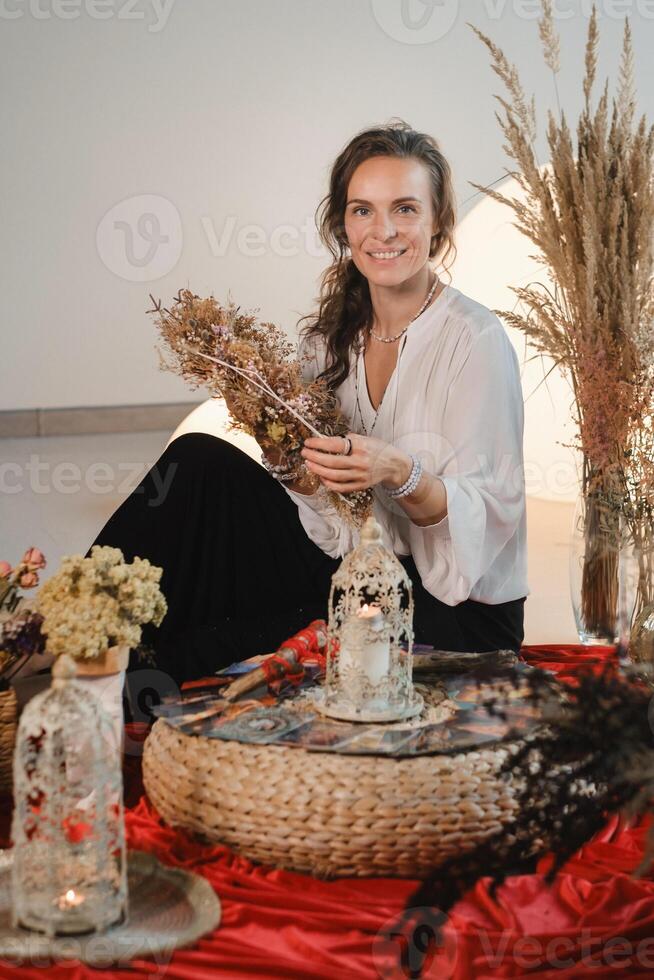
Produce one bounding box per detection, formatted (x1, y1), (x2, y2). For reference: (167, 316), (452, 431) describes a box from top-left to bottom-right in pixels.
(412, 649), (518, 673)
(221, 648), (300, 701)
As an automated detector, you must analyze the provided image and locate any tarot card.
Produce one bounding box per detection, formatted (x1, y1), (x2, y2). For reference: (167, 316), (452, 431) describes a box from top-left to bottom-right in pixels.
(275, 718), (363, 751)
(341, 726), (420, 756)
(215, 656), (265, 677)
(153, 694), (222, 720)
(443, 675), (525, 711)
(503, 701), (541, 720)
(405, 723), (454, 755)
(160, 700), (232, 735)
(181, 677), (229, 695)
(500, 703), (541, 735)
(456, 717), (508, 738)
(449, 682), (484, 709)
(502, 683), (534, 702)
(203, 706), (310, 744)
(444, 711), (509, 750)
(272, 663), (324, 703)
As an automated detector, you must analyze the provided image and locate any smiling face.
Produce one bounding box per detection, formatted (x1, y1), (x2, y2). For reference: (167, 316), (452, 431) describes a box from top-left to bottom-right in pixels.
(343, 155), (438, 285)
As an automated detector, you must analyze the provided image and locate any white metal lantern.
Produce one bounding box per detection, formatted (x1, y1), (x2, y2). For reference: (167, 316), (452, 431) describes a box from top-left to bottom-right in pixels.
(315, 516), (423, 722)
(11, 654), (128, 936)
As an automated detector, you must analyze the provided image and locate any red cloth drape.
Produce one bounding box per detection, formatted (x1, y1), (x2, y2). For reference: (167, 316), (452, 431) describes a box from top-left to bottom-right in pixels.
(4, 644), (654, 980)
(519, 643), (618, 685)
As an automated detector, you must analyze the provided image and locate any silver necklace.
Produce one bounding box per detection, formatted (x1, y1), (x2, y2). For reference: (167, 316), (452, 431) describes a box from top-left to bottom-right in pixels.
(355, 273), (439, 437)
(369, 274), (439, 343)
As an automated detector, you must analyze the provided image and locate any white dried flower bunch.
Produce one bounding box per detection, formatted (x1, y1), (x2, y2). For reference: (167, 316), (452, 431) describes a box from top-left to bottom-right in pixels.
(37, 545), (167, 661)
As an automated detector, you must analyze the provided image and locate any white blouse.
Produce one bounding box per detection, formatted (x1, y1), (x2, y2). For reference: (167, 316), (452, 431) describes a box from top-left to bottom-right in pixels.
(283, 282), (530, 607)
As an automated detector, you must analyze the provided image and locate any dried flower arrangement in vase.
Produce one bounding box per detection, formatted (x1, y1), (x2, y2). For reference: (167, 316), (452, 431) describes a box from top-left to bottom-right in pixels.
(36, 546), (167, 750)
(0, 547), (48, 686)
(0, 547), (48, 789)
(470, 3), (654, 645)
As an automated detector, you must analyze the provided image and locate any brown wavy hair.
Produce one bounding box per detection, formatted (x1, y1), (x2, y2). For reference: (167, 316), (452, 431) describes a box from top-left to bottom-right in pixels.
(297, 119), (457, 392)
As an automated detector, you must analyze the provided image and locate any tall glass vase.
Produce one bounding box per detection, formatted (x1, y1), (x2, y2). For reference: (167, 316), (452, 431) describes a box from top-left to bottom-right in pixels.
(73, 645), (128, 756)
(569, 489), (621, 645)
(617, 519), (654, 668)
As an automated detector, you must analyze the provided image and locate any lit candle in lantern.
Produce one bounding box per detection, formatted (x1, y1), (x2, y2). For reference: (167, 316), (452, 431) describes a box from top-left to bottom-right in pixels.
(57, 888), (85, 911)
(339, 603), (390, 686)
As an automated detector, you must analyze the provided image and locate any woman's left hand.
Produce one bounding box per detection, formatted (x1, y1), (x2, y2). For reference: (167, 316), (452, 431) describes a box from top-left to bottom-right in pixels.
(301, 433), (411, 493)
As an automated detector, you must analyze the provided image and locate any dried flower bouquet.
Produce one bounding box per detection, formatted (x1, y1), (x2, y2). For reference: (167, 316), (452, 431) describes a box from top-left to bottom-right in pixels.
(471, 3), (654, 641)
(0, 547), (48, 688)
(148, 287), (373, 525)
(37, 546), (167, 661)
(0, 547), (46, 614)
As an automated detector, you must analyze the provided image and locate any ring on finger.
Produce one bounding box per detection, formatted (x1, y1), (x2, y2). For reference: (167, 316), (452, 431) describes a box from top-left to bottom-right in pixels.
(341, 436), (353, 456)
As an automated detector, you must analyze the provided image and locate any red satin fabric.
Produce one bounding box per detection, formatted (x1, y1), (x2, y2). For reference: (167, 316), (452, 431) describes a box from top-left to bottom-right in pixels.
(4, 644), (654, 980)
(519, 643), (618, 685)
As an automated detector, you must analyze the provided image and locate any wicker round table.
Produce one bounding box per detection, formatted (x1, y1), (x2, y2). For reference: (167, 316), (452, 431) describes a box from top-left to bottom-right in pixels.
(143, 709), (522, 879)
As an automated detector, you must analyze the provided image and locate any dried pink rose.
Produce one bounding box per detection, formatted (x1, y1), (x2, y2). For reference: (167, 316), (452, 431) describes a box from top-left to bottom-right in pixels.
(19, 571), (39, 589)
(0, 561), (11, 578)
(21, 547), (46, 571)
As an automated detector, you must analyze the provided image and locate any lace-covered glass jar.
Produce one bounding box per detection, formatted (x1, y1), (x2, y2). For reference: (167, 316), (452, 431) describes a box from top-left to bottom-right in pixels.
(316, 517), (423, 722)
(11, 654), (127, 936)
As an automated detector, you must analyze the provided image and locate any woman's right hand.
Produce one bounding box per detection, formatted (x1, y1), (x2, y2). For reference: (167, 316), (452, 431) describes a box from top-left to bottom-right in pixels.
(262, 441), (319, 496)
(221, 389), (317, 494)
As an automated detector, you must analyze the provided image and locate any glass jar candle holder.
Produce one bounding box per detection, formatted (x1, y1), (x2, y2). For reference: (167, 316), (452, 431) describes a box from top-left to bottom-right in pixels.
(315, 517), (423, 723)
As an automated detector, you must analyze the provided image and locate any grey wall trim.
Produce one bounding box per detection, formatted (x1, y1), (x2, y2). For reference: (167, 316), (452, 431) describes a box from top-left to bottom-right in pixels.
(0, 402), (203, 438)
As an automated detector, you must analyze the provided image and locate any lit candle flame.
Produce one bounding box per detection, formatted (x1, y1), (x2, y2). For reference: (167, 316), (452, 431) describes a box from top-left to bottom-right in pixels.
(356, 603), (381, 619)
(57, 888), (85, 910)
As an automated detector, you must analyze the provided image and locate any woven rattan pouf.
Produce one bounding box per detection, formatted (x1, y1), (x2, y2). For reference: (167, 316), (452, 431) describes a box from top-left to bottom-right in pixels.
(0, 689), (17, 791)
(143, 718), (520, 879)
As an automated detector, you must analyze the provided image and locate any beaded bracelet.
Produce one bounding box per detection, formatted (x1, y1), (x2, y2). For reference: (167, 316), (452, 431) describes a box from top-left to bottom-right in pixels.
(384, 454), (423, 499)
(275, 470), (302, 483)
(260, 452), (301, 483)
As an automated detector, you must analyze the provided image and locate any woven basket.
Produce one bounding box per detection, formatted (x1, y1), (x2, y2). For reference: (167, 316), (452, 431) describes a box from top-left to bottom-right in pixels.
(143, 718), (520, 878)
(0, 688), (17, 791)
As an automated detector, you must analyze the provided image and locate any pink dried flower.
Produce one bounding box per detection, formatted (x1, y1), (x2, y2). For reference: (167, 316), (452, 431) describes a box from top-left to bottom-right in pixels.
(0, 561), (11, 578)
(19, 571), (39, 589)
(21, 547), (46, 571)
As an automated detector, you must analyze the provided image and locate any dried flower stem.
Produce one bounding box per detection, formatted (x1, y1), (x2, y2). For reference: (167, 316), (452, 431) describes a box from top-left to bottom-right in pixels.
(191, 349), (324, 437)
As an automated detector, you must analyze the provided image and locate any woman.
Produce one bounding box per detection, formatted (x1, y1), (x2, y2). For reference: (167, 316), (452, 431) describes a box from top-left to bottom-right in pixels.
(91, 120), (529, 684)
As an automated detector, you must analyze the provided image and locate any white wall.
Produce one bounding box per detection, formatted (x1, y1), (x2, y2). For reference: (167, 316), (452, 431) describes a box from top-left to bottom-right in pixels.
(3, 2), (653, 462)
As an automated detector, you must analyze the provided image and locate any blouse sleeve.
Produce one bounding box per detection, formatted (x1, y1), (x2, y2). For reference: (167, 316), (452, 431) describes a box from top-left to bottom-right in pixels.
(408, 320), (526, 605)
(281, 333), (356, 558)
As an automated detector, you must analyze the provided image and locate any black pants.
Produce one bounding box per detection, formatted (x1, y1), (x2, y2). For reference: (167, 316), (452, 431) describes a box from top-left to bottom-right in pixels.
(89, 433), (525, 684)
